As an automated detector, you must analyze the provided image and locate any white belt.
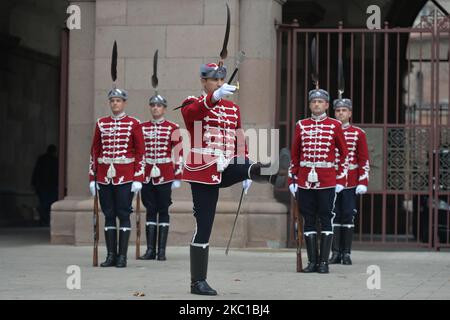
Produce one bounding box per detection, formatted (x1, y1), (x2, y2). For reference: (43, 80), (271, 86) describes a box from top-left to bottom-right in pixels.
(98, 157), (135, 164)
(348, 164), (359, 170)
(191, 148), (233, 172)
(191, 148), (233, 157)
(145, 158), (172, 164)
(300, 161), (334, 168)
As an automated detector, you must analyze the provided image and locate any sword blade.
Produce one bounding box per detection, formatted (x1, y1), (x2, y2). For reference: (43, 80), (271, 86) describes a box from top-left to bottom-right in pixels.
(227, 50), (246, 84)
(225, 188), (245, 255)
(236, 50), (246, 65)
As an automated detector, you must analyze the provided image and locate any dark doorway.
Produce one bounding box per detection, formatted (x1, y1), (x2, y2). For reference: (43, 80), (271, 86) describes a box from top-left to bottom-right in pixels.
(0, 0), (69, 228)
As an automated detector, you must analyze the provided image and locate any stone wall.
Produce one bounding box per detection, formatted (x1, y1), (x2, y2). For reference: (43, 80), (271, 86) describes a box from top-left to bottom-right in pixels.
(53, 0), (288, 248)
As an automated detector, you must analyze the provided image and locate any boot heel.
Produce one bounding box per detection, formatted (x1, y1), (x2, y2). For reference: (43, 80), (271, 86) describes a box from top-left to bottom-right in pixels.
(116, 255), (127, 268)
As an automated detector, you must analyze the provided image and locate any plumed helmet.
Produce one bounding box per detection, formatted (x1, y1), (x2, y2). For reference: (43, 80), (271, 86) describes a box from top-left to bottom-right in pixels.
(200, 63), (227, 79)
(149, 94), (167, 107)
(308, 89), (330, 102)
(333, 98), (352, 110)
(108, 88), (128, 101)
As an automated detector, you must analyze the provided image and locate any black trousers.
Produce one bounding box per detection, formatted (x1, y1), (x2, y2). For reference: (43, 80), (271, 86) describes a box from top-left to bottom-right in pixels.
(190, 159), (252, 244)
(98, 182), (134, 229)
(141, 182), (172, 224)
(333, 187), (357, 226)
(297, 188), (336, 233)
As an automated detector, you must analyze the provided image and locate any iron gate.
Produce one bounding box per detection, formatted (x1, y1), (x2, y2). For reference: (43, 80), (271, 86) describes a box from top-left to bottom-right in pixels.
(276, 11), (450, 249)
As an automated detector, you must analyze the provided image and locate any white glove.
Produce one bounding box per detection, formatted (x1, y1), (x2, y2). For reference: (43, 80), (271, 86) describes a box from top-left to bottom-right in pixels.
(335, 184), (345, 193)
(89, 181), (99, 197)
(171, 180), (181, 190)
(355, 185), (367, 195)
(289, 183), (298, 198)
(212, 83), (237, 101)
(131, 181), (142, 193)
(242, 179), (252, 194)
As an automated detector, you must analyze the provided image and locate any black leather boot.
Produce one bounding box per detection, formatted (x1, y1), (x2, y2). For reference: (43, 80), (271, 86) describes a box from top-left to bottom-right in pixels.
(318, 233), (333, 274)
(249, 148), (290, 187)
(329, 226), (342, 264)
(190, 245), (217, 295)
(342, 227), (354, 265)
(139, 224), (157, 260)
(157, 224), (169, 261)
(302, 233), (318, 273)
(116, 229), (130, 268)
(100, 228), (117, 267)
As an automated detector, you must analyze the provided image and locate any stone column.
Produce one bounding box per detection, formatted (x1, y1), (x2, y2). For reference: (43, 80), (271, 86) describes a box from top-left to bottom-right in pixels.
(51, 0), (96, 243)
(236, 0), (288, 247)
(66, 0), (96, 198)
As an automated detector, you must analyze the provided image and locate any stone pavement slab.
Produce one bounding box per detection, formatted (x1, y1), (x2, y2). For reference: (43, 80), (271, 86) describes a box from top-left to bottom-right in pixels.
(0, 228), (449, 300)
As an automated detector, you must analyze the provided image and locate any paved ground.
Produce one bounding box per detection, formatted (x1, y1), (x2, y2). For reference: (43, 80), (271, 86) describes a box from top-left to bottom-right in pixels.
(1, 228), (449, 300)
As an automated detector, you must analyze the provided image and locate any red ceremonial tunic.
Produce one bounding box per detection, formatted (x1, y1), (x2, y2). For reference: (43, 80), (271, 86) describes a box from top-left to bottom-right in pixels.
(141, 118), (183, 185)
(89, 113), (145, 185)
(289, 114), (349, 189)
(180, 92), (247, 184)
(336, 123), (370, 188)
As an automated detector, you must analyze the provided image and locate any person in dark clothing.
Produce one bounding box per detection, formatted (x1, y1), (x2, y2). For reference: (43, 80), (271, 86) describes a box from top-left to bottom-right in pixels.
(31, 144), (59, 226)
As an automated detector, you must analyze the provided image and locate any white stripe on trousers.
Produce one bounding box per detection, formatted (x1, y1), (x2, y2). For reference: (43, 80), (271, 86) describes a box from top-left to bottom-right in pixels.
(328, 192), (337, 235)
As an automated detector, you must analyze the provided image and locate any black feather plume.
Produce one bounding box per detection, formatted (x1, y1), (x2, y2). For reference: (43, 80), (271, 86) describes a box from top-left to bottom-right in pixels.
(152, 49), (158, 89)
(219, 3), (231, 63)
(111, 41), (117, 83)
(311, 37), (318, 89)
(338, 58), (345, 99)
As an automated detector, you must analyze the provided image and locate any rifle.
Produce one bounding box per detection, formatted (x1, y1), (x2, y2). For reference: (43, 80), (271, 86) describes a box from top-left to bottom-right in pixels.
(135, 192), (141, 259)
(93, 173), (99, 267)
(292, 195), (303, 272)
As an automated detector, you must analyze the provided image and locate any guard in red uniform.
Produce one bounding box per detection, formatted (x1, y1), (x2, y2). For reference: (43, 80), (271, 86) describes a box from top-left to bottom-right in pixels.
(288, 88), (349, 274)
(139, 93), (183, 261)
(180, 63), (290, 295)
(89, 88), (145, 268)
(329, 98), (369, 265)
